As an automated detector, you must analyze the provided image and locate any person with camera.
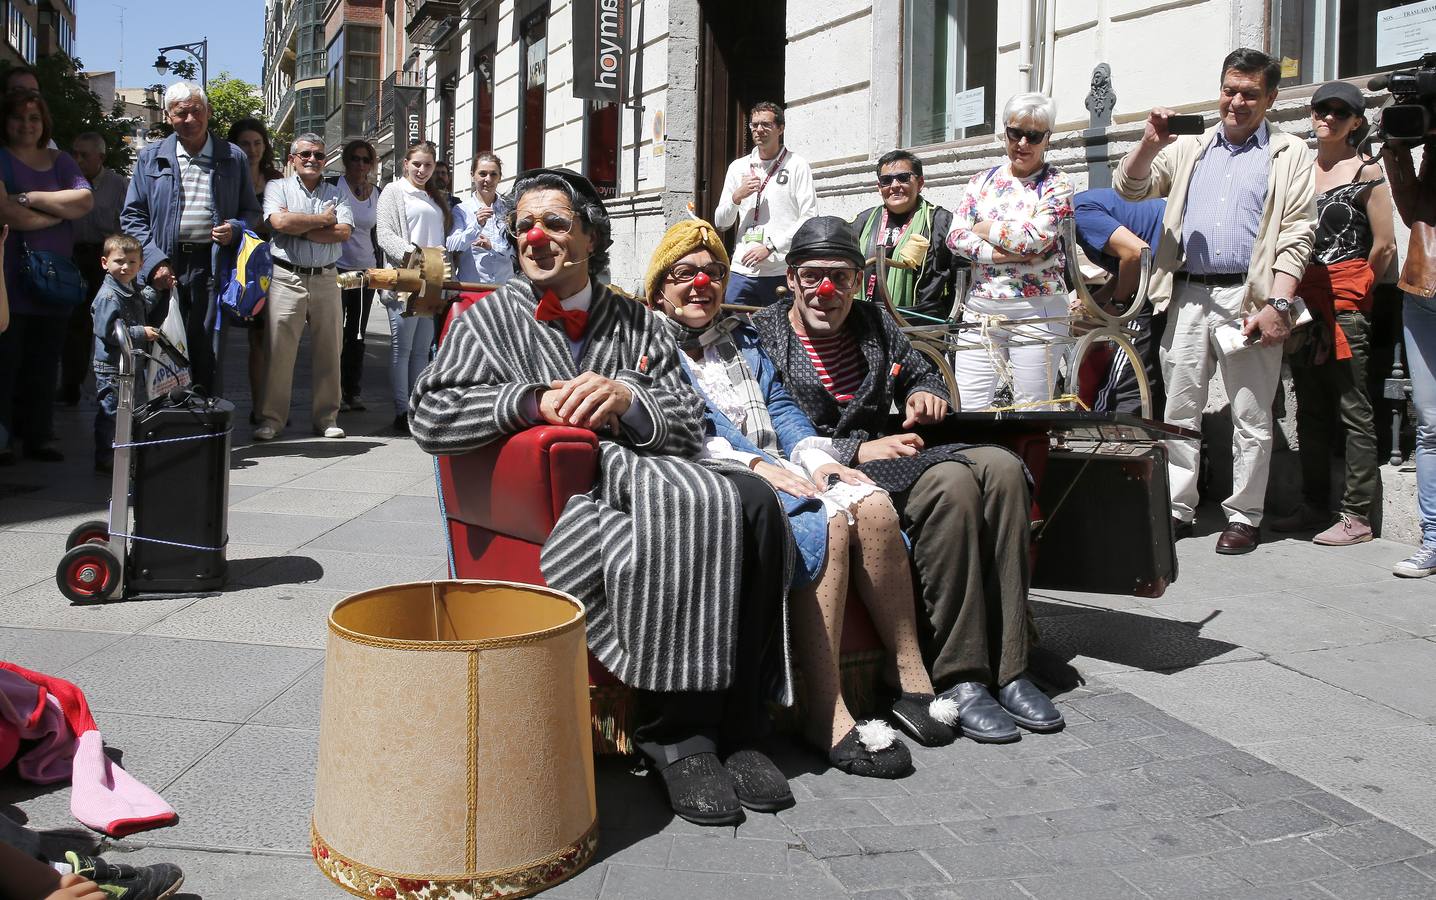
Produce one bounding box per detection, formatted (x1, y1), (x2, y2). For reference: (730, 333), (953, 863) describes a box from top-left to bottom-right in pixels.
(1381, 77), (1436, 576)
(1114, 47), (1317, 555)
(1270, 83), (1395, 547)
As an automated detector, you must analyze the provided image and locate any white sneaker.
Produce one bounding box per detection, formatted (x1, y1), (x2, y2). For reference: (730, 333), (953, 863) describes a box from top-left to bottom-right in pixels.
(253, 424), (277, 441)
(1393, 546), (1436, 578)
(321, 425), (346, 439)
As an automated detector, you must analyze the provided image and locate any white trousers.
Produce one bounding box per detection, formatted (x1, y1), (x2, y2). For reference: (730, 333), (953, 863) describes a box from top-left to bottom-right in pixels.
(1161, 281), (1284, 526)
(953, 294), (1070, 411)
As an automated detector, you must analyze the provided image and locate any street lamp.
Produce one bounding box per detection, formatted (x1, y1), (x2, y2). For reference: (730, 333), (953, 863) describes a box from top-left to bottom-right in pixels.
(153, 38), (208, 90)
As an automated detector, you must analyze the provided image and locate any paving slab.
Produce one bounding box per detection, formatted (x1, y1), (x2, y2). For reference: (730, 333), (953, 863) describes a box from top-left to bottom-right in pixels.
(0, 625), (123, 671)
(1286, 577), (1436, 637)
(101, 846), (334, 900)
(1034, 607), (1258, 675)
(231, 485), (388, 519)
(1275, 638), (1436, 722)
(139, 585), (347, 648)
(1157, 591), (1411, 654)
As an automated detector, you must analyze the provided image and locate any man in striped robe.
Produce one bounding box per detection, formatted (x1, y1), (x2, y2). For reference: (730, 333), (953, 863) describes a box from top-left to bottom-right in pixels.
(410, 169), (793, 825)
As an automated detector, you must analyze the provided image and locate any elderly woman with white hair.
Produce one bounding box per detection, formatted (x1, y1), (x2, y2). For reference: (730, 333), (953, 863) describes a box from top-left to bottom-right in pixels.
(947, 92), (1074, 410)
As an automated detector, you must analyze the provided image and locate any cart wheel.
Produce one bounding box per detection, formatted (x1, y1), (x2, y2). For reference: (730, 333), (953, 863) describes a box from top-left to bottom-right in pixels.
(64, 519), (110, 551)
(56, 545), (120, 603)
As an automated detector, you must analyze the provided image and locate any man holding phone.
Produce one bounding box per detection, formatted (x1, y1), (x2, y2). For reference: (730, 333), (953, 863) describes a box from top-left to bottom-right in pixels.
(1114, 48), (1316, 554)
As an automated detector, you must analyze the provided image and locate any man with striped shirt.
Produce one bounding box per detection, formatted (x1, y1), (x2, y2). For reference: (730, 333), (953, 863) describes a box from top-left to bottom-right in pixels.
(754, 217), (1064, 744)
(122, 82), (261, 395)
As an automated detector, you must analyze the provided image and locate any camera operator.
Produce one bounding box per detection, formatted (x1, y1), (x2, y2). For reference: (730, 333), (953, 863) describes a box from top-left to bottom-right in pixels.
(1381, 105), (1436, 576)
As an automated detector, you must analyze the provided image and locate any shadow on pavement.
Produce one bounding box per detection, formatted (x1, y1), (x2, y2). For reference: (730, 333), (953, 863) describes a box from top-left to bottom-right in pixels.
(1032, 598), (1241, 676)
(229, 439), (386, 468)
(226, 556), (324, 588)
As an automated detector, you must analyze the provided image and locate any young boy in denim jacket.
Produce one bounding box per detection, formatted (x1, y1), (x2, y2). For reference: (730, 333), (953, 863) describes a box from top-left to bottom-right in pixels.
(92, 234), (160, 473)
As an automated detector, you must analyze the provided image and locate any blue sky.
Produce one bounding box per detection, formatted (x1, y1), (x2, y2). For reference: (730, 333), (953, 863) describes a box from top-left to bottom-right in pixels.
(75, 0), (265, 88)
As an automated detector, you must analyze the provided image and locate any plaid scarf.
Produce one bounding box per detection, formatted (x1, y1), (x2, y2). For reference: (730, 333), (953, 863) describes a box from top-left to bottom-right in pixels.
(683, 315), (782, 457)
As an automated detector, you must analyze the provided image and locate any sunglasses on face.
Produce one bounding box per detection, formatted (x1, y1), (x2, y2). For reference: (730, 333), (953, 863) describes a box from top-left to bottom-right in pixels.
(1312, 103), (1354, 120)
(795, 266), (860, 290)
(510, 210), (576, 237)
(1005, 126), (1049, 145)
(294, 150), (324, 160)
(877, 171), (916, 187)
(668, 263), (728, 285)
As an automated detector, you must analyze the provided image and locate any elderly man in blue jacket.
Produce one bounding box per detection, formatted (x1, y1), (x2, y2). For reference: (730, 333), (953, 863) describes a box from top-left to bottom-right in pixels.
(121, 81), (260, 395)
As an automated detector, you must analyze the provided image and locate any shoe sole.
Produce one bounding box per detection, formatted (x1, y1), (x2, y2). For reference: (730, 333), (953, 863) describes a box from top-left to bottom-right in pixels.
(1313, 534), (1373, 546)
(1215, 543), (1259, 555)
(159, 875), (184, 899)
(1393, 566), (1436, 578)
(960, 726), (1020, 744)
(735, 792), (795, 813)
(889, 708), (955, 747)
(1007, 713), (1065, 733)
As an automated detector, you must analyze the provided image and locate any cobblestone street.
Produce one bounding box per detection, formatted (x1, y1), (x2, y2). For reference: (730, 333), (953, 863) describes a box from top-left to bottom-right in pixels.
(4, 328), (1436, 899)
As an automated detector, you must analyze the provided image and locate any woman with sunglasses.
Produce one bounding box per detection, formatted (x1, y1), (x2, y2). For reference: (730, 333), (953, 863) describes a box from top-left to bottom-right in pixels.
(336, 139), (381, 412)
(947, 92), (1074, 410)
(228, 118), (281, 424)
(374, 140), (467, 434)
(1270, 83), (1395, 548)
(645, 218), (960, 779)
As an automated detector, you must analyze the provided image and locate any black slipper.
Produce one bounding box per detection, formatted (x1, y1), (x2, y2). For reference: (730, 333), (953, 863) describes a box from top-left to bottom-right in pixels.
(828, 721), (913, 779)
(655, 752), (742, 825)
(724, 749), (794, 812)
(890, 692), (960, 746)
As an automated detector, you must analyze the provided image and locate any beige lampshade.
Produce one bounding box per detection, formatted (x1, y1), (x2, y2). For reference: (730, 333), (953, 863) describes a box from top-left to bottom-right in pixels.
(312, 580), (597, 900)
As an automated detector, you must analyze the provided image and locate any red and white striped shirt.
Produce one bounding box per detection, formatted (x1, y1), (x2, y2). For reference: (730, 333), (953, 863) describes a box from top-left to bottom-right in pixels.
(797, 330), (866, 402)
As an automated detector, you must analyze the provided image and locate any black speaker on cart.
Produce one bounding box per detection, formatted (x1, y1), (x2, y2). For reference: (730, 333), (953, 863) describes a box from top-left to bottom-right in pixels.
(129, 393), (233, 592)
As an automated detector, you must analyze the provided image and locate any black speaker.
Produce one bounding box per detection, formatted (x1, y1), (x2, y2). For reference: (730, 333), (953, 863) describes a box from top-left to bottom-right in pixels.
(129, 394), (233, 593)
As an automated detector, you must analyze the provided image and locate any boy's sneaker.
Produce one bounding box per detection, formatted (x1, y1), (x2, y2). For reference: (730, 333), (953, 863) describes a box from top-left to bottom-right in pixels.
(1313, 513), (1373, 546)
(64, 850), (184, 899)
(253, 424), (277, 441)
(1393, 545), (1436, 579)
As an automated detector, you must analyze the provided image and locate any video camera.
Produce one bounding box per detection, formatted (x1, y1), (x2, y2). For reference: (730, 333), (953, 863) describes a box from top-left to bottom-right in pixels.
(1370, 53), (1436, 143)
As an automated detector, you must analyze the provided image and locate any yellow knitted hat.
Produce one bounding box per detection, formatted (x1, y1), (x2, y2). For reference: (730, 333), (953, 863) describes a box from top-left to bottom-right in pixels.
(643, 218), (731, 304)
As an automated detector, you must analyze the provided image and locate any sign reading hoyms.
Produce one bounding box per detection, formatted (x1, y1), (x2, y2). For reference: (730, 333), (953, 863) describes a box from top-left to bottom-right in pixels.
(573, 0), (628, 103)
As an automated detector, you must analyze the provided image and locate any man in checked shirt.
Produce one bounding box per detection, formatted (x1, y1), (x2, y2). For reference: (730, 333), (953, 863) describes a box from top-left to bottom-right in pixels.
(1115, 47), (1316, 555)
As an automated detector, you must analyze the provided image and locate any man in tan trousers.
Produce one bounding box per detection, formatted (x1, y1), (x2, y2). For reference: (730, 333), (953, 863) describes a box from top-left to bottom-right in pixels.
(257, 133), (354, 440)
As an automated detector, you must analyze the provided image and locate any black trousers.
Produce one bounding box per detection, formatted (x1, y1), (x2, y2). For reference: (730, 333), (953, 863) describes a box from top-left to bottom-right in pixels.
(339, 280), (375, 399)
(172, 246), (218, 396)
(633, 469), (787, 767)
(1095, 308), (1168, 417)
(61, 242), (105, 392)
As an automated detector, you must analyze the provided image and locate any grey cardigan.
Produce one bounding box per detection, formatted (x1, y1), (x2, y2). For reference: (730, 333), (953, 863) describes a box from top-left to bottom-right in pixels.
(373, 178), (467, 267)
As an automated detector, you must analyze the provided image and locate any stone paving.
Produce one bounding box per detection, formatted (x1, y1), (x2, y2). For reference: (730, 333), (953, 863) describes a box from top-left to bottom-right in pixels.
(3, 326), (1436, 899)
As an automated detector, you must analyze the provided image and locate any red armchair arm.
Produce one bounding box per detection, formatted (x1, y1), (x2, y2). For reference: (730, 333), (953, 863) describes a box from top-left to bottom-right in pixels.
(438, 425), (600, 544)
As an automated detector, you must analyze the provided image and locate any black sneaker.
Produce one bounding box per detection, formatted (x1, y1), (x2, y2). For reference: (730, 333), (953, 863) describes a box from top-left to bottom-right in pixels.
(392, 414), (411, 436)
(65, 851), (184, 899)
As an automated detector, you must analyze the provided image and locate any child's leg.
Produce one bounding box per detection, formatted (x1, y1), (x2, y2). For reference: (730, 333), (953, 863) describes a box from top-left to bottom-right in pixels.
(788, 516), (858, 748)
(93, 374), (117, 466)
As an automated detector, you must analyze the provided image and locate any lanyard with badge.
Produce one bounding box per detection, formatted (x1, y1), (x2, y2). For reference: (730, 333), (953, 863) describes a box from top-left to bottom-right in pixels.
(742, 147), (789, 248)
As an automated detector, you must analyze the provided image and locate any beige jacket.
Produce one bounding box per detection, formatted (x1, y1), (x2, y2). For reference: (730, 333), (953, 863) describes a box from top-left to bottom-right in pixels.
(1113, 123), (1316, 313)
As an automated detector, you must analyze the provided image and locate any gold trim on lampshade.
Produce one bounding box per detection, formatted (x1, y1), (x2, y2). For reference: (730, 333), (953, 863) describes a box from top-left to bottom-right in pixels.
(312, 581), (597, 900)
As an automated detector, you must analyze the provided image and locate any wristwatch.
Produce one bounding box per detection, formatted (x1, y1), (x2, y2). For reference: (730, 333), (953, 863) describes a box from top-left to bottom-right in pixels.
(1268, 296), (1292, 315)
(15, 193), (29, 207)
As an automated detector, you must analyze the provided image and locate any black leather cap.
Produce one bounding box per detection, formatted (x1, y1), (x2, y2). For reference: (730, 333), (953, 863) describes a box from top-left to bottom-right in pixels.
(788, 215), (866, 268)
(514, 166), (607, 212)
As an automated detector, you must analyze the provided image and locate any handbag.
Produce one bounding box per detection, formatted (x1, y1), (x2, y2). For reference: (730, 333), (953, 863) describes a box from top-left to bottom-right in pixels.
(0, 150), (87, 308)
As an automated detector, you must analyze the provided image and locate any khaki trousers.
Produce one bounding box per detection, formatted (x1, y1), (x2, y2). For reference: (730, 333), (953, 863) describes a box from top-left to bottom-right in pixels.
(260, 264), (342, 431)
(1161, 281), (1284, 526)
(893, 448), (1034, 690)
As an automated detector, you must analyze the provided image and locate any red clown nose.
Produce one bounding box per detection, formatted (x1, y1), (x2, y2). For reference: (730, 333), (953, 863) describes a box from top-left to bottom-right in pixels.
(692, 271), (712, 290)
(525, 226), (550, 247)
(816, 278), (837, 298)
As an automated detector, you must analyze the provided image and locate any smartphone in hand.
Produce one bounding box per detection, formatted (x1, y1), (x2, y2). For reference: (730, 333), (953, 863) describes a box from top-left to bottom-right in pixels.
(1166, 114), (1206, 135)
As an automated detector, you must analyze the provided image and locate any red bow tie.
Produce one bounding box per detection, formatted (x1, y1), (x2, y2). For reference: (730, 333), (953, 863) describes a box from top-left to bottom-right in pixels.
(534, 290), (589, 341)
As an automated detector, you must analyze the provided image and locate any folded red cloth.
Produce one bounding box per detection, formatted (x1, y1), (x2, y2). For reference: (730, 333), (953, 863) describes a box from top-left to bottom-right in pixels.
(1296, 258), (1374, 363)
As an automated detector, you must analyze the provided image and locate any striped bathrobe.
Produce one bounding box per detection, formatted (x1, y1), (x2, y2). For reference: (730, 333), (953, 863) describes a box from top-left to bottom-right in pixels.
(411, 277), (760, 694)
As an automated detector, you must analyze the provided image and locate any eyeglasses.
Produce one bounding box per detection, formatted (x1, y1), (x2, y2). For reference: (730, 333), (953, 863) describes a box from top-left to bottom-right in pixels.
(668, 263), (728, 284)
(293, 150), (324, 160)
(510, 210), (576, 238)
(347, 155), (373, 164)
(794, 266), (860, 290)
(749, 121), (778, 132)
(1312, 103), (1354, 120)
(877, 171), (916, 187)
(1005, 126), (1049, 145)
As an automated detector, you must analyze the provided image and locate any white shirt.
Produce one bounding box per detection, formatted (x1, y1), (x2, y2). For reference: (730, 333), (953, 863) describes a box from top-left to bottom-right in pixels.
(712, 146), (818, 278)
(336, 177), (379, 270)
(398, 179), (445, 248)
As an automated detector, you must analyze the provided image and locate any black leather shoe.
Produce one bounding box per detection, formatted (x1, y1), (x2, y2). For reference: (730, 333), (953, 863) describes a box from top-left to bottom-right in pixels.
(889, 692), (959, 746)
(996, 676), (1065, 732)
(655, 752), (742, 826)
(1215, 522), (1260, 555)
(724, 749), (793, 812)
(940, 682), (1020, 743)
(1172, 517), (1193, 540)
(828, 721), (912, 779)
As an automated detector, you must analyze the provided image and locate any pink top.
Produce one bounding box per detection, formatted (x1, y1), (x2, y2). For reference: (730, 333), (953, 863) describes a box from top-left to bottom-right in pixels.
(947, 163), (1073, 300)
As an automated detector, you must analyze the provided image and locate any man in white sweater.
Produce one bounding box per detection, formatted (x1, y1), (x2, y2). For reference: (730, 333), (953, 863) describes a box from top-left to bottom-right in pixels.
(713, 101), (818, 307)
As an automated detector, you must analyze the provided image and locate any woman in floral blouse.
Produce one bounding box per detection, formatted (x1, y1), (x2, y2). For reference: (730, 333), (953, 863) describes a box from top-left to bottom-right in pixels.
(947, 92), (1074, 410)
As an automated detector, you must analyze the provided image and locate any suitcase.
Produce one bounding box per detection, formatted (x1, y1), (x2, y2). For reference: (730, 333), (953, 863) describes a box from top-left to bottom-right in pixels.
(1032, 444), (1177, 598)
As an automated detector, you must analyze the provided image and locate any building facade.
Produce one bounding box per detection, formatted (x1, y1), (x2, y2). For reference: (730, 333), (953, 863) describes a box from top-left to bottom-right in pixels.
(265, 0), (330, 143)
(5, 0), (76, 67)
(383, 0), (1422, 290)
